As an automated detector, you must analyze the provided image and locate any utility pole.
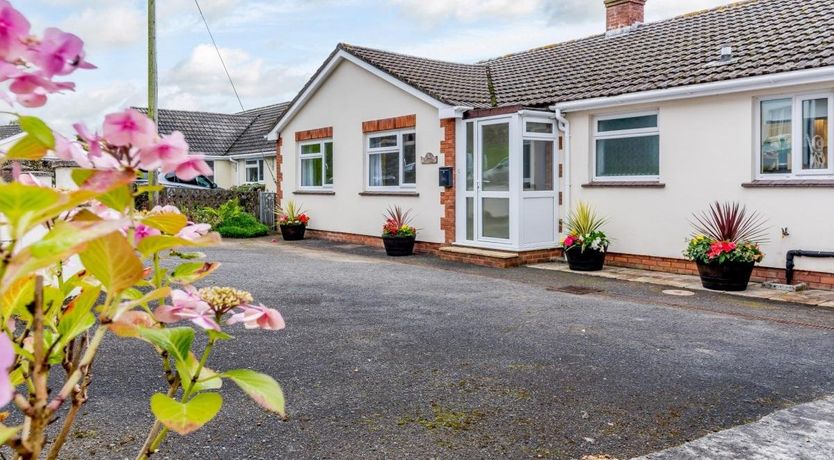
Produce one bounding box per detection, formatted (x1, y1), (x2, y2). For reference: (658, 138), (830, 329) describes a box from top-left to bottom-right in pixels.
(147, 0), (160, 206)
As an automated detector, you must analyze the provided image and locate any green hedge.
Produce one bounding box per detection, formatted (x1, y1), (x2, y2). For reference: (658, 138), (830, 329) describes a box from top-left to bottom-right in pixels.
(215, 213), (270, 239)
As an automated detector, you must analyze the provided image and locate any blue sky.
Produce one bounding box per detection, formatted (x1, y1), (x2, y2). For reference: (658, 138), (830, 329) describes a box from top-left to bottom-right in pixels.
(15, 0), (741, 132)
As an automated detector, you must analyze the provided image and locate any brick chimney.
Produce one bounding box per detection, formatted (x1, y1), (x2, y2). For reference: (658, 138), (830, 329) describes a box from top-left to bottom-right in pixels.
(604, 0), (646, 31)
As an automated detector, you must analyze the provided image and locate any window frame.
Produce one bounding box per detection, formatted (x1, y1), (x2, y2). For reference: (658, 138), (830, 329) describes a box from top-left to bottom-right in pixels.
(365, 129), (417, 190)
(244, 159), (264, 184)
(297, 139), (334, 190)
(592, 110), (661, 182)
(755, 92), (834, 179)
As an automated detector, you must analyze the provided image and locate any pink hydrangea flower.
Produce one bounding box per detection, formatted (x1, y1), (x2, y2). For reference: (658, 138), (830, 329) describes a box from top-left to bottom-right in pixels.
(29, 27), (94, 78)
(135, 223), (161, 244)
(227, 304), (285, 331)
(174, 155), (213, 181)
(139, 131), (189, 171)
(154, 286), (219, 331)
(177, 223), (211, 241)
(72, 122), (103, 158)
(103, 109), (157, 148)
(0, 1), (29, 61)
(0, 332), (14, 408)
(150, 205), (182, 215)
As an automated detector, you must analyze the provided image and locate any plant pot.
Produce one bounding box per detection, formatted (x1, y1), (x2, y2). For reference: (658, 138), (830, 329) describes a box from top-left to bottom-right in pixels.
(382, 235), (416, 257)
(696, 260), (755, 291)
(564, 246), (606, 271)
(279, 224), (306, 241)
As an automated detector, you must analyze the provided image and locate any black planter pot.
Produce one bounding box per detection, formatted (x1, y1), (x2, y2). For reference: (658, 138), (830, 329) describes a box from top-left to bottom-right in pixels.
(564, 246), (606, 271)
(382, 235), (416, 256)
(279, 224), (306, 241)
(696, 260), (755, 291)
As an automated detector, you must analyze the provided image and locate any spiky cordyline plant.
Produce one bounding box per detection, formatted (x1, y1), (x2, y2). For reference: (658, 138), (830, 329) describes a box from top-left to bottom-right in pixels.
(565, 201), (607, 236)
(692, 201), (768, 244)
(382, 206), (416, 237)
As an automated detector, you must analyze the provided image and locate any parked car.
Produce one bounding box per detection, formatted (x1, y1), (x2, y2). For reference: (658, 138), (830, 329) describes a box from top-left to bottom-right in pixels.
(136, 171), (219, 190)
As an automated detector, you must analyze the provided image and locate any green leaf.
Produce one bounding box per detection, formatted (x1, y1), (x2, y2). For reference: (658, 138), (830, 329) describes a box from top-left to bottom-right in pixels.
(119, 287), (171, 310)
(3, 219), (129, 288)
(0, 424), (21, 445)
(138, 327), (194, 364)
(221, 369), (286, 417)
(206, 329), (233, 342)
(0, 182), (61, 235)
(150, 392), (222, 436)
(137, 233), (221, 258)
(0, 275), (34, 322)
(5, 134), (48, 160)
(78, 232), (144, 295)
(175, 352), (222, 392)
(135, 185), (164, 196)
(97, 185), (133, 213)
(169, 262), (220, 284)
(57, 286), (99, 345)
(18, 115), (55, 148)
(142, 212), (188, 235)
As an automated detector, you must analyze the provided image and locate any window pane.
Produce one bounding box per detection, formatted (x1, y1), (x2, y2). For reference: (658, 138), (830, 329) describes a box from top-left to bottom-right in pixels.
(761, 98), (792, 174)
(596, 135), (659, 177)
(523, 140), (554, 191)
(802, 98), (828, 170)
(324, 142), (334, 185)
(369, 135), (398, 149)
(482, 123), (510, 191)
(526, 121), (553, 134)
(301, 143), (321, 155)
(482, 198), (509, 239)
(369, 151), (399, 187)
(246, 165), (260, 182)
(598, 115), (657, 132)
(466, 197), (474, 241)
(301, 157), (322, 187)
(466, 122), (474, 191)
(402, 133), (416, 184)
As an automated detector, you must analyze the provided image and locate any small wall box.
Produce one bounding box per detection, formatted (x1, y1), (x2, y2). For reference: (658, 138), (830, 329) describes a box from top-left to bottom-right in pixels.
(439, 167), (453, 188)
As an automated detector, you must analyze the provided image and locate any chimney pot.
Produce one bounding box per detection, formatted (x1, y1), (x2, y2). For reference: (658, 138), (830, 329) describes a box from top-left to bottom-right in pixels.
(604, 0), (646, 31)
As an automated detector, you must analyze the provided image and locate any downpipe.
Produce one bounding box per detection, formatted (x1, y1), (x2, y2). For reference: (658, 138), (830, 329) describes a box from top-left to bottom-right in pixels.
(786, 250), (834, 285)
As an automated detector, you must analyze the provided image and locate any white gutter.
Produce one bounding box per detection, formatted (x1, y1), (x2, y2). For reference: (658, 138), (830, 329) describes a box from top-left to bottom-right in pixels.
(552, 66), (834, 112)
(554, 109), (571, 227)
(227, 152), (276, 160)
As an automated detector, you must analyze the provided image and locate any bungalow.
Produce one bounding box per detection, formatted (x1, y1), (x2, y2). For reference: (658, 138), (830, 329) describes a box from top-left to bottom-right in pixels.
(137, 103), (289, 191)
(271, 0), (831, 288)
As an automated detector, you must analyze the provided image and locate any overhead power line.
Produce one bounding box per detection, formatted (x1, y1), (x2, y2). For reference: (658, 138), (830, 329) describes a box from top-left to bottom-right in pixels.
(194, 0), (245, 111)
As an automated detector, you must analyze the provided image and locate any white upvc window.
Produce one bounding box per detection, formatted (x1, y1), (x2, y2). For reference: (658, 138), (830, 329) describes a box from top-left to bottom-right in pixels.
(366, 130), (416, 189)
(244, 159), (264, 183)
(299, 139), (333, 189)
(757, 93), (833, 178)
(592, 111), (660, 182)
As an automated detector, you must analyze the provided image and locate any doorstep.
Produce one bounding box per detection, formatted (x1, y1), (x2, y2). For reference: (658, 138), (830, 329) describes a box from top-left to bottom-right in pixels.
(438, 246), (561, 269)
(529, 261), (834, 309)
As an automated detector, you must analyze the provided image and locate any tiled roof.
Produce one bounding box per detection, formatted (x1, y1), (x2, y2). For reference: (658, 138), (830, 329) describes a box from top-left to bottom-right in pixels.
(136, 104), (289, 156)
(333, 0), (834, 109)
(228, 102), (291, 155)
(340, 44), (493, 108)
(0, 122), (21, 140)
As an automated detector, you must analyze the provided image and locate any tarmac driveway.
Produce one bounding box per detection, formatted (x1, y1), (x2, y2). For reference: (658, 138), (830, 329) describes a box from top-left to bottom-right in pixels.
(54, 239), (834, 459)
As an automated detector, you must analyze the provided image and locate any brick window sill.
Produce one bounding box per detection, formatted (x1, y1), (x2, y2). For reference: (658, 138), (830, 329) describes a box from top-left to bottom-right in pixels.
(293, 190), (335, 195)
(359, 191), (420, 197)
(741, 180), (834, 188)
(581, 181), (665, 188)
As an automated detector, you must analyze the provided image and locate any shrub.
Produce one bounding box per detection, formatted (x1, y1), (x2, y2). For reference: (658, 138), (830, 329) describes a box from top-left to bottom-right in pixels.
(216, 213), (270, 238)
(382, 206), (417, 237)
(230, 183), (266, 192)
(562, 202), (609, 252)
(192, 207), (222, 227)
(684, 201), (767, 264)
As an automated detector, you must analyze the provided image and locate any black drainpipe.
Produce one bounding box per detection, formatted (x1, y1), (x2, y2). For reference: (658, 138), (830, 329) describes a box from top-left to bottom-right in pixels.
(786, 250), (834, 285)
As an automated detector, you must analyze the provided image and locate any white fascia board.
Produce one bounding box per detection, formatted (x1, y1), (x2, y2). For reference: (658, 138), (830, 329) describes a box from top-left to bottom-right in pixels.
(551, 66), (834, 112)
(267, 49), (454, 140)
(201, 155), (227, 160)
(439, 106), (474, 119)
(228, 152), (276, 160)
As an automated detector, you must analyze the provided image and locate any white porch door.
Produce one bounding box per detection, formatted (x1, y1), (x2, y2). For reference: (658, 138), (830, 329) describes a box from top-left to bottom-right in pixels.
(476, 119), (512, 242)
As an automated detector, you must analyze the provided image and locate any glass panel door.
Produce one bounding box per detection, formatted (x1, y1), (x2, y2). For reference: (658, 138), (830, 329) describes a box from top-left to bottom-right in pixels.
(478, 121), (511, 241)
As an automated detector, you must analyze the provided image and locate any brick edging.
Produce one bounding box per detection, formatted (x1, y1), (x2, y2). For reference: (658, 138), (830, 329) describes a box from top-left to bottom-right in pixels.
(295, 127), (333, 142)
(362, 115), (416, 133)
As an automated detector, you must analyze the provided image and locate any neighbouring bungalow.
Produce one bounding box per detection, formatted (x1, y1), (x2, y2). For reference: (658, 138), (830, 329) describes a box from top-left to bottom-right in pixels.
(136, 104), (289, 191)
(265, 0), (834, 289)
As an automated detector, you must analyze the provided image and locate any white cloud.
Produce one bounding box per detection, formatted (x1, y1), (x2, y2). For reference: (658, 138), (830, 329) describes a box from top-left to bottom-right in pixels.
(390, 0), (541, 22)
(60, 5), (144, 51)
(161, 44), (308, 112)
